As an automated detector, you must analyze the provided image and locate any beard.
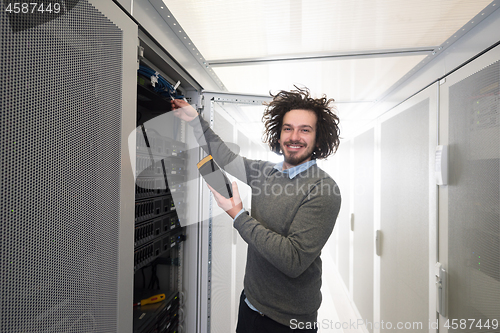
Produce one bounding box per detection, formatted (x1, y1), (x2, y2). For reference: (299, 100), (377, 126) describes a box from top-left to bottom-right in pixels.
(281, 141), (315, 167)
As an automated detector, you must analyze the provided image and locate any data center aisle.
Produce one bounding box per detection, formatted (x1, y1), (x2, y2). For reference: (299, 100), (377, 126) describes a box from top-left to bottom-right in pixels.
(319, 251), (366, 333)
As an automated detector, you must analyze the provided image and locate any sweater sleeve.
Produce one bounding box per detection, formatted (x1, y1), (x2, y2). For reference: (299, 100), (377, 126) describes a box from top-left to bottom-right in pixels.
(189, 115), (251, 185)
(233, 179), (341, 278)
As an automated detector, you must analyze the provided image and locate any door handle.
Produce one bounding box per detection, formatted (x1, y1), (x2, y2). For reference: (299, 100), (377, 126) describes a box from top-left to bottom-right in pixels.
(435, 262), (447, 316)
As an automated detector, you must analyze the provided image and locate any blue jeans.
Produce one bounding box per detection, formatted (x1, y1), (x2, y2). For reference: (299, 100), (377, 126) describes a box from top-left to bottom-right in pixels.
(236, 290), (318, 333)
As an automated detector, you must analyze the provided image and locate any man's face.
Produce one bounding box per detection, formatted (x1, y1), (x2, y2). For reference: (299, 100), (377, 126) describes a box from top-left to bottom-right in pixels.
(278, 109), (318, 169)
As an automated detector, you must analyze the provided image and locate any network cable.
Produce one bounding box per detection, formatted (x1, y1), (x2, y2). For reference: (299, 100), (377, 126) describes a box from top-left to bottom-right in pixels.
(138, 65), (184, 100)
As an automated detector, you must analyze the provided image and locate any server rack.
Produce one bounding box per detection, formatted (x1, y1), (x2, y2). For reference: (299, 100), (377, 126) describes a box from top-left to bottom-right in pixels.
(132, 49), (189, 333)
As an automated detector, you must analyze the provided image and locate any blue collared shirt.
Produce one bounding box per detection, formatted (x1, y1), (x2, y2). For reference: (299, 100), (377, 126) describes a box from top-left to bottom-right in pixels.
(273, 159), (317, 180)
(236, 159), (317, 314)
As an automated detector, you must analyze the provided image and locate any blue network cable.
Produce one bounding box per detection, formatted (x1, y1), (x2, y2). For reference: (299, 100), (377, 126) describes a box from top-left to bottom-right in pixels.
(138, 65), (184, 100)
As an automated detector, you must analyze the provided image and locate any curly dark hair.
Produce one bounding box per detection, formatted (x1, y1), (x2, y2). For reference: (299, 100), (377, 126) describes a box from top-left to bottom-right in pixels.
(262, 87), (340, 159)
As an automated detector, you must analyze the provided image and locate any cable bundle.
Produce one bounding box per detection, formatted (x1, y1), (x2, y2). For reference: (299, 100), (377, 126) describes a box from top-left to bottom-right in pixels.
(138, 65), (184, 100)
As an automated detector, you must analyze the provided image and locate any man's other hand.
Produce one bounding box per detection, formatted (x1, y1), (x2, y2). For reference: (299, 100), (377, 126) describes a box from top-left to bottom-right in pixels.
(207, 181), (243, 219)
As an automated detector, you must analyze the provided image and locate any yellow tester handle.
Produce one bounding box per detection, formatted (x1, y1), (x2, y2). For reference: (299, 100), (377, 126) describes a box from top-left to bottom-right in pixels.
(141, 293), (165, 306)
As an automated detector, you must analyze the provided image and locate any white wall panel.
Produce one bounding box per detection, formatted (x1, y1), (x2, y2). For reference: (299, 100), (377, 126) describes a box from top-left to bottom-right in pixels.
(332, 141), (352, 287)
(380, 97), (432, 332)
(352, 129), (375, 332)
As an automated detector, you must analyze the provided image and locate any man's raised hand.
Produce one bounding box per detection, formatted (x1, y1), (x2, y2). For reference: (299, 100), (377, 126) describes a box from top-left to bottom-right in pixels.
(170, 99), (199, 122)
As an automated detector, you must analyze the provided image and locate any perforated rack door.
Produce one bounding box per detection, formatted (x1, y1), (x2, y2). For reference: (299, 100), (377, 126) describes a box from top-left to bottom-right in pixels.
(0, 1), (126, 332)
(447, 60), (500, 332)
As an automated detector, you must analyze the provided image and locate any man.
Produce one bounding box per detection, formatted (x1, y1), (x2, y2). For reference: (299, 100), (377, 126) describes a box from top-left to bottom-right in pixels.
(171, 87), (341, 333)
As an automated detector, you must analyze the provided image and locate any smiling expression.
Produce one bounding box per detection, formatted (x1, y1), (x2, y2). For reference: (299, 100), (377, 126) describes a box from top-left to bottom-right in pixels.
(278, 109), (318, 170)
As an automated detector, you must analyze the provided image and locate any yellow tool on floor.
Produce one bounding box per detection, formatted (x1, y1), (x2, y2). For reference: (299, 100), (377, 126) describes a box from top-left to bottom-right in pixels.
(133, 293), (166, 307)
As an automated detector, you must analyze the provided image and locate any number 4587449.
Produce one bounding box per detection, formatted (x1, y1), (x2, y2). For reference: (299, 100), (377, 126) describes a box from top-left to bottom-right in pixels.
(444, 319), (499, 330)
(5, 3), (62, 14)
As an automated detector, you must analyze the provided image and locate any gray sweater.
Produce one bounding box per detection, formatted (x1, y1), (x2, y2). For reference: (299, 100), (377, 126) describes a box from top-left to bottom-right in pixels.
(192, 116), (341, 326)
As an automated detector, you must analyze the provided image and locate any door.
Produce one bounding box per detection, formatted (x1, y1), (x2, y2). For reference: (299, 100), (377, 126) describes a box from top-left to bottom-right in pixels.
(438, 44), (500, 333)
(0, 1), (137, 332)
(197, 91), (272, 333)
(378, 84), (438, 333)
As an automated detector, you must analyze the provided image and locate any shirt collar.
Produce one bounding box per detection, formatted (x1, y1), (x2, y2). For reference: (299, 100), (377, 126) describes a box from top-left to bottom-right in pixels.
(273, 159), (317, 179)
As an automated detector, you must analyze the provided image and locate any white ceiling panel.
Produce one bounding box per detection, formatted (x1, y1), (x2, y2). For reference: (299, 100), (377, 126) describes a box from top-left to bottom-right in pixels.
(162, 0), (492, 61)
